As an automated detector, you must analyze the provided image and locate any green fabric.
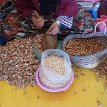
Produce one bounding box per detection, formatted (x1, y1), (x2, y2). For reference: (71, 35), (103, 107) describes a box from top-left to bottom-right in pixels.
(57, 40), (62, 50)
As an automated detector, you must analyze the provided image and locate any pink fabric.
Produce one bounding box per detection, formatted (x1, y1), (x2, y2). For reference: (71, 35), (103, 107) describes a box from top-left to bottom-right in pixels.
(76, 0), (100, 3)
(16, 0), (78, 17)
(96, 15), (107, 32)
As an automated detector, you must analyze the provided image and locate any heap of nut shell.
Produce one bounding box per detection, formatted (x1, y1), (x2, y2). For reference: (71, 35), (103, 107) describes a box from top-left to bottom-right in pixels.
(65, 38), (106, 56)
(94, 56), (107, 78)
(0, 35), (43, 88)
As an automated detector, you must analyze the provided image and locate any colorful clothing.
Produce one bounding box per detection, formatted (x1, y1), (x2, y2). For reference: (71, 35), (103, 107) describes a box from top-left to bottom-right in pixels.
(0, 1), (94, 42)
(16, 0), (78, 29)
(56, 16), (73, 28)
(16, 0), (78, 17)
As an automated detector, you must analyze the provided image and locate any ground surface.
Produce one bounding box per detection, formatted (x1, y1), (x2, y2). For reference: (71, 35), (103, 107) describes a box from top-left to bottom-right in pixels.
(0, 67), (107, 107)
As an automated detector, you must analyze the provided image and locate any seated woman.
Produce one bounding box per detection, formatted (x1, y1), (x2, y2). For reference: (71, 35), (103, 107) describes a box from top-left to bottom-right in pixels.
(16, 0), (78, 35)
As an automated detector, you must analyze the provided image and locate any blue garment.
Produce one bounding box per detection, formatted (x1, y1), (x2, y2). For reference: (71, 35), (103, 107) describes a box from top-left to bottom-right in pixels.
(0, 34), (7, 45)
(89, 9), (98, 20)
(89, 2), (101, 20)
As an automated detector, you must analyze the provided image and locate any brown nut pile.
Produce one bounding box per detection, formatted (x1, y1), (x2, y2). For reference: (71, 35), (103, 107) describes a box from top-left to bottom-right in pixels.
(65, 38), (106, 56)
(0, 35), (43, 88)
(44, 55), (65, 75)
(94, 57), (107, 78)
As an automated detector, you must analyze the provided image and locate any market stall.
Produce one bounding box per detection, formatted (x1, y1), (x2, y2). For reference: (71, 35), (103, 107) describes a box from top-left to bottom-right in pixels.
(0, 0), (107, 107)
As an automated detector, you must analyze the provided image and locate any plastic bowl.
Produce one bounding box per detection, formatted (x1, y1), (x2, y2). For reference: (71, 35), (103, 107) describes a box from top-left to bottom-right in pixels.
(35, 68), (74, 92)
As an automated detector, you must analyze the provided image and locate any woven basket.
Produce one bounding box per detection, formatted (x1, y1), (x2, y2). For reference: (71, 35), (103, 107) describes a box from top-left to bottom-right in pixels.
(62, 33), (107, 68)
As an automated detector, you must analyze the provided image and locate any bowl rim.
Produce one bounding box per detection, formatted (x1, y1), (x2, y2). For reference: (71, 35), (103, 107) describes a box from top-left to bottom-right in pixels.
(35, 68), (74, 92)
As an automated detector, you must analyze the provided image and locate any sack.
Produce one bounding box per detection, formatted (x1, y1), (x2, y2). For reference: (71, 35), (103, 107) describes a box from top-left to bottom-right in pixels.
(41, 49), (72, 74)
(41, 32), (58, 51)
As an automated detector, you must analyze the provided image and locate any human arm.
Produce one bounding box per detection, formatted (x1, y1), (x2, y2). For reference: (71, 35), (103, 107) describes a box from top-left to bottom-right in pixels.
(31, 10), (45, 29)
(48, 16), (73, 35)
(48, 0), (77, 35)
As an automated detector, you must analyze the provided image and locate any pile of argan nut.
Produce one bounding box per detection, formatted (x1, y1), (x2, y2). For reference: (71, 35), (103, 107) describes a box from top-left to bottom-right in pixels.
(0, 35), (43, 88)
(65, 38), (106, 56)
(94, 57), (107, 78)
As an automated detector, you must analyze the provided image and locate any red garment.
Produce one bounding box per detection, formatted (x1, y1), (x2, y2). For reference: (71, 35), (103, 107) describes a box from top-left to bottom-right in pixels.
(0, 0), (4, 5)
(16, 0), (78, 17)
(98, 0), (107, 16)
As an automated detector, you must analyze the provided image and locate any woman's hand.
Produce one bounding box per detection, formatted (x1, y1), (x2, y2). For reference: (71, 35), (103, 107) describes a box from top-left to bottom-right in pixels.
(31, 16), (45, 29)
(31, 10), (44, 29)
(47, 22), (60, 35)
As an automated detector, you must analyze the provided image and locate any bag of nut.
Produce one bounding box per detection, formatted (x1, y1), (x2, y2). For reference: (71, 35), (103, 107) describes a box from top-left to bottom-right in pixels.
(41, 32), (57, 51)
(40, 49), (72, 75)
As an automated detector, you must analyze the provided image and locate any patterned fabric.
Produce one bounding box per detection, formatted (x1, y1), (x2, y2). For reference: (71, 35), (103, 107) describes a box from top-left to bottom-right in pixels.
(0, 8), (35, 41)
(0, 1), (95, 42)
(56, 16), (73, 29)
(71, 5), (95, 34)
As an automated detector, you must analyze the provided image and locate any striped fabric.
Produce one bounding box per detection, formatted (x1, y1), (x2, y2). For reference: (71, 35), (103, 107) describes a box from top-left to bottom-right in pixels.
(56, 16), (73, 29)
